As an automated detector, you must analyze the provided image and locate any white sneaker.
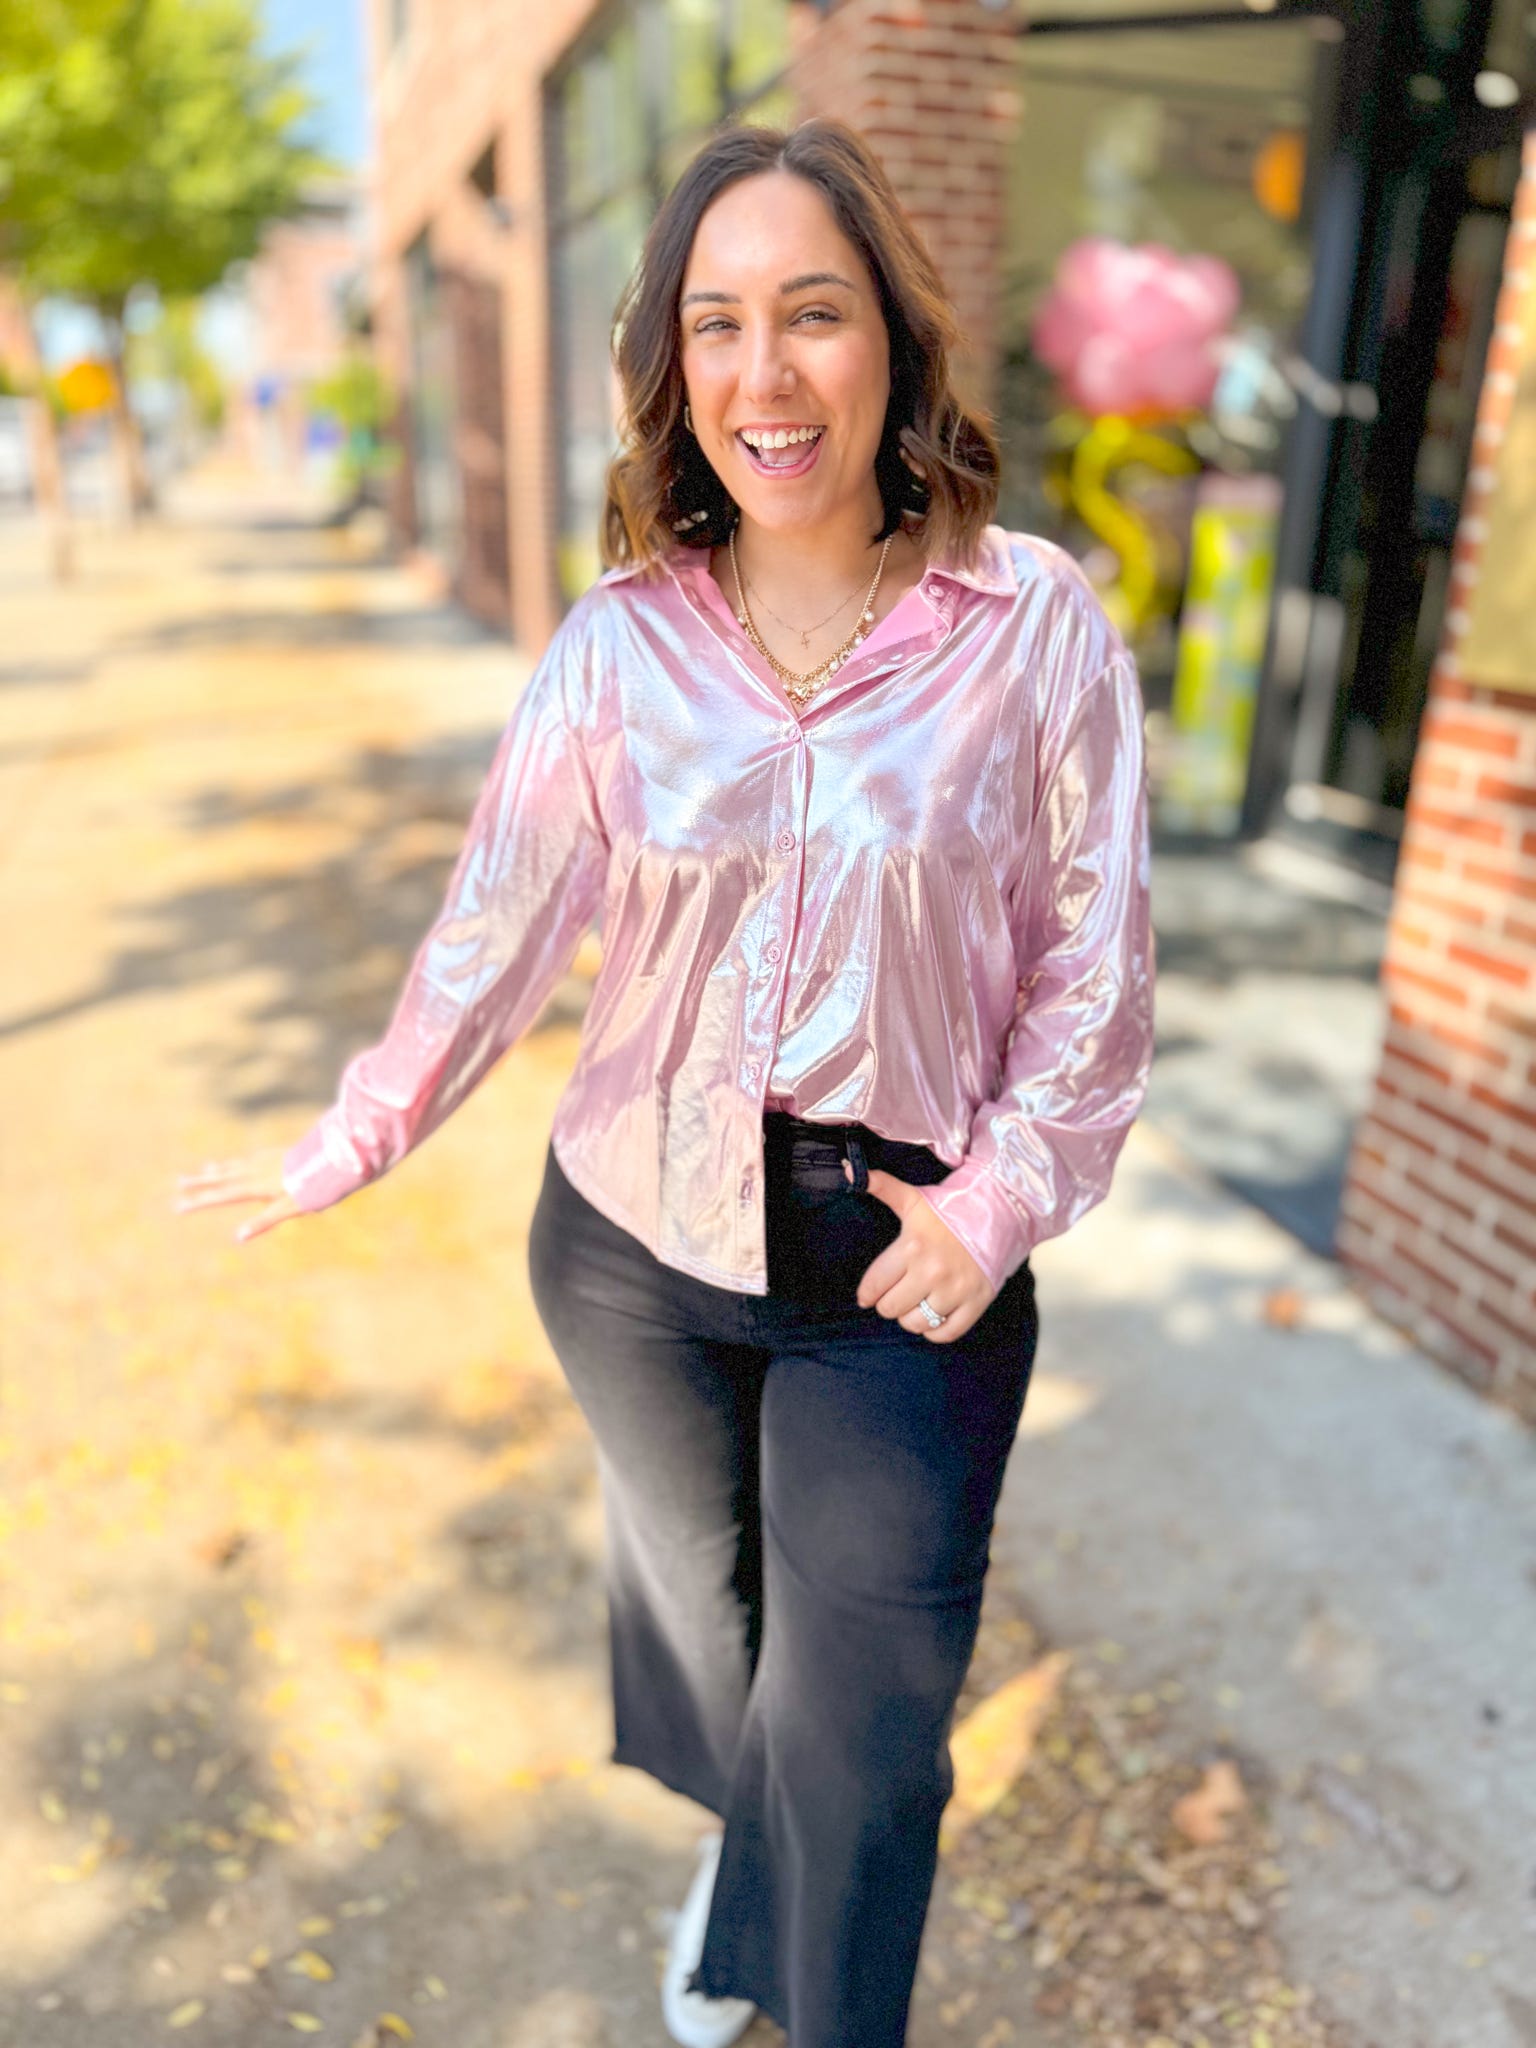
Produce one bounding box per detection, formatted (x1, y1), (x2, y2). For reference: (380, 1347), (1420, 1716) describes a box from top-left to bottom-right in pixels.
(660, 1831), (758, 2048)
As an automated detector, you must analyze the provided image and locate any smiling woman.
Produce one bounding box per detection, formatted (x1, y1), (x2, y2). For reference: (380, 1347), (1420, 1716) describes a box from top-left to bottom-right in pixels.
(604, 122), (1000, 600)
(179, 113), (1154, 2048)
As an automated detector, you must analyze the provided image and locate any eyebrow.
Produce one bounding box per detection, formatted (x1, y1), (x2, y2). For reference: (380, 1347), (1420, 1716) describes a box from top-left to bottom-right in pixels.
(680, 271), (859, 311)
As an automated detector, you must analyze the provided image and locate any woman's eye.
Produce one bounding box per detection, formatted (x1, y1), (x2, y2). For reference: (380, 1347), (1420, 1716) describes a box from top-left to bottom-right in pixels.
(695, 309), (838, 335)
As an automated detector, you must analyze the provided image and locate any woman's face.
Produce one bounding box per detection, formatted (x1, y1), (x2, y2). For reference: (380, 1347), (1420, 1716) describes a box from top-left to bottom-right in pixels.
(677, 170), (892, 539)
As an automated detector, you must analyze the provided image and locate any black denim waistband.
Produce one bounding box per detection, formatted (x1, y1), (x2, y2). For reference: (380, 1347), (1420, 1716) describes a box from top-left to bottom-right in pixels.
(760, 1112), (952, 1192)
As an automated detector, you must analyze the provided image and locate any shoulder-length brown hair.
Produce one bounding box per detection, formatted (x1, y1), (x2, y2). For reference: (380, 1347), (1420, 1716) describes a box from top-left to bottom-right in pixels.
(601, 118), (1000, 577)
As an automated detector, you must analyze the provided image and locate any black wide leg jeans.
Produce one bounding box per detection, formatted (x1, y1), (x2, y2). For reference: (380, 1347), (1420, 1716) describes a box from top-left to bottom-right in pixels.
(527, 1113), (1039, 2048)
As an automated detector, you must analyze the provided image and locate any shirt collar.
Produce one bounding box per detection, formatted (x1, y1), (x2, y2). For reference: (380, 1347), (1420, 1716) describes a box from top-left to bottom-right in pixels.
(599, 522), (1017, 601)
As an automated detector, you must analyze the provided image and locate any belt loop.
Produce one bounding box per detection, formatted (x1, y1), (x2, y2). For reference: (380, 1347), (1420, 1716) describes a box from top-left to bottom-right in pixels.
(843, 1131), (869, 1193)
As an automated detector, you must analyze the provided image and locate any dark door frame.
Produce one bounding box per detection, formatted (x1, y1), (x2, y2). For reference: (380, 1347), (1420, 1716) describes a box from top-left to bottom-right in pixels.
(1018, 0), (1532, 878)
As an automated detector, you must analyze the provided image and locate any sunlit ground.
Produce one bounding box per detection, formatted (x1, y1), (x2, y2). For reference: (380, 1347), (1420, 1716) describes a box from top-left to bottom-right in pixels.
(0, 467), (1460, 2046)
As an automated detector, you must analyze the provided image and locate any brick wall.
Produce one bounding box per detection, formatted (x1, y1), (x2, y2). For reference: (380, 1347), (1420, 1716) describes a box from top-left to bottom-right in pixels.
(1338, 129), (1536, 1417)
(370, 0), (1023, 646)
(366, 0), (601, 642)
(788, 0), (1019, 418)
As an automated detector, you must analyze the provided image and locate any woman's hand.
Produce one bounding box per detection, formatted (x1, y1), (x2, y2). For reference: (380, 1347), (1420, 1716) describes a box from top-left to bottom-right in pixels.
(175, 1147), (303, 1243)
(847, 1164), (995, 1343)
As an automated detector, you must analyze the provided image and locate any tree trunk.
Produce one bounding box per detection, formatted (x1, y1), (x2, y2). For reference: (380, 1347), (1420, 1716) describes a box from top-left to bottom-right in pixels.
(12, 299), (74, 579)
(102, 309), (154, 520)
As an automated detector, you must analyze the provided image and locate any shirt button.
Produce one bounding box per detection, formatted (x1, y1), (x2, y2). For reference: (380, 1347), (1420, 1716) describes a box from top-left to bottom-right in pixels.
(776, 829), (796, 854)
(739, 1178), (754, 1202)
(744, 1060), (761, 1082)
(764, 942), (782, 965)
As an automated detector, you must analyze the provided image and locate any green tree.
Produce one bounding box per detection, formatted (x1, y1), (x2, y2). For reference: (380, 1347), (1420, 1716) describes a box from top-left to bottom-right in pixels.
(0, 0), (322, 513)
(128, 295), (228, 436)
(309, 352), (400, 512)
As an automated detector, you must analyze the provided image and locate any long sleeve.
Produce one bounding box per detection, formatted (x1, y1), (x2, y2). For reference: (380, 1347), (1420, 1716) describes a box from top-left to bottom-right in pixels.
(923, 649), (1155, 1292)
(282, 605), (609, 1215)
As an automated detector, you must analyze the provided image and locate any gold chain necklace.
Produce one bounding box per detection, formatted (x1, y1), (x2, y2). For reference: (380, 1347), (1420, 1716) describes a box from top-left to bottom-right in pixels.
(729, 526), (893, 708)
(744, 569), (868, 650)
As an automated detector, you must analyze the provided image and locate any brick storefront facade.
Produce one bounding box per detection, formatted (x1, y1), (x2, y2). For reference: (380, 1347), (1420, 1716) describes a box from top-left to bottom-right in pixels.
(367, 0), (601, 634)
(1339, 131), (1536, 1416)
(369, 0), (1536, 1415)
(367, 0), (1020, 642)
(788, 0), (1017, 418)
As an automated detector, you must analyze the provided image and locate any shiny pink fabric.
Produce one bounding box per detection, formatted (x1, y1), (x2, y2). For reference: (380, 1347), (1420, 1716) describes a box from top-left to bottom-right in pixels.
(283, 525), (1155, 1296)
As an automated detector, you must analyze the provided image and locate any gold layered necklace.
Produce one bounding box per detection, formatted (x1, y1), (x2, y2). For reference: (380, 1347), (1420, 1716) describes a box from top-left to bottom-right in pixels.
(729, 524), (893, 709)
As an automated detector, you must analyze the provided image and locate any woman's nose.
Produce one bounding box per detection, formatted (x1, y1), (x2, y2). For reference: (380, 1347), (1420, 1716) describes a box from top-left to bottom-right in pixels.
(739, 325), (795, 405)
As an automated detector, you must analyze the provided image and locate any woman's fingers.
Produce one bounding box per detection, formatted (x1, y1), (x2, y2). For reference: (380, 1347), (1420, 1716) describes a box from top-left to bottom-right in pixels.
(855, 1236), (909, 1310)
(174, 1149), (290, 1214)
(873, 1276), (981, 1345)
(854, 1169), (995, 1340)
(233, 1193), (303, 1243)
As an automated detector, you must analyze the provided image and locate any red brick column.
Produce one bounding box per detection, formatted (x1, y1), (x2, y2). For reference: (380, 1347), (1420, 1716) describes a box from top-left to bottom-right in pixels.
(1338, 129), (1536, 1415)
(788, 0), (1020, 413)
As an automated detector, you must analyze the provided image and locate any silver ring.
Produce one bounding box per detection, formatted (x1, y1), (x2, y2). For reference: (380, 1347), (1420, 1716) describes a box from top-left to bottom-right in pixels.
(917, 1296), (947, 1329)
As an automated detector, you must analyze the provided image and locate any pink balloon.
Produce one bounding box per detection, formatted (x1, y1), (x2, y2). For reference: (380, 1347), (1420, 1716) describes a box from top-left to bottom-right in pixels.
(1031, 238), (1241, 417)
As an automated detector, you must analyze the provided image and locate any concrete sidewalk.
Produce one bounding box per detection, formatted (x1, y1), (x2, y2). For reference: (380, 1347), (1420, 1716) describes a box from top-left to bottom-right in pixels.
(1014, 1121), (1536, 2048)
(0, 474), (1531, 2048)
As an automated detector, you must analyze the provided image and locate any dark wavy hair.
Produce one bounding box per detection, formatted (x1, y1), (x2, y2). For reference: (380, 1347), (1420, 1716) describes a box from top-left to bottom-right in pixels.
(600, 118), (1001, 576)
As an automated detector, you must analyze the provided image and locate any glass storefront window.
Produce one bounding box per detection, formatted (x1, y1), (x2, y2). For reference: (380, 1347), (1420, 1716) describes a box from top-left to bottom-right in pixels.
(997, 16), (1327, 829)
(728, 0), (791, 104)
(549, 0), (790, 606)
(552, 192), (653, 601)
(556, 28), (647, 218)
(1024, 0), (1255, 17)
(1485, 0), (1536, 82)
(655, 0), (722, 142)
(404, 234), (461, 566)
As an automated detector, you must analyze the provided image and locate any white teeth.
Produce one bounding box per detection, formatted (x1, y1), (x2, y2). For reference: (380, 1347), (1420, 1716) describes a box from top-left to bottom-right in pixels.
(741, 426), (822, 450)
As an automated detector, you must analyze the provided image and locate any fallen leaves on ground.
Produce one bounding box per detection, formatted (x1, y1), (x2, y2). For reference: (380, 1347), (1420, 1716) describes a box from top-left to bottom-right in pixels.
(1262, 1288), (1305, 1330)
(940, 1576), (1351, 2048)
(944, 1652), (1071, 1853)
(1172, 1758), (1249, 1846)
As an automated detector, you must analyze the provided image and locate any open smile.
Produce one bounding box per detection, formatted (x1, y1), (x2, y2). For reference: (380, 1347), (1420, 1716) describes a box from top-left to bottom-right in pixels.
(735, 426), (826, 479)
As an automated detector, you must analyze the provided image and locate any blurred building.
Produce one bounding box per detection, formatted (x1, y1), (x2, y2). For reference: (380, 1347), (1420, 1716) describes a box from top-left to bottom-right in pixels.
(1339, 135), (1536, 1413)
(367, 0), (1536, 1408)
(364, 0), (1013, 634)
(230, 179), (368, 473)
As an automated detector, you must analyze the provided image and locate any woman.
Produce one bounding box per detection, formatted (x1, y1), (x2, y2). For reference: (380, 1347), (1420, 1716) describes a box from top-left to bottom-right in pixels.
(179, 120), (1154, 2048)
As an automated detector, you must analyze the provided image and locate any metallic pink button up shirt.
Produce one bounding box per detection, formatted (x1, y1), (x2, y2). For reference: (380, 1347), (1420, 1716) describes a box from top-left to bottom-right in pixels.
(283, 524), (1155, 1296)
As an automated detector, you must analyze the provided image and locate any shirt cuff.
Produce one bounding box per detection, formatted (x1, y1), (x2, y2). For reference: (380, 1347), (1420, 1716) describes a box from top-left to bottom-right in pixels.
(282, 1121), (371, 1214)
(922, 1161), (1036, 1296)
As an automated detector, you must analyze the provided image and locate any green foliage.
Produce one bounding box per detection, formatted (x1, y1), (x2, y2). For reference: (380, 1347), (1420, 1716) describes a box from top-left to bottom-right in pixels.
(127, 296), (227, 430)
(308, 354), (392, 439)
(309, 351), (401, 491)
(0, 0), (324, 314)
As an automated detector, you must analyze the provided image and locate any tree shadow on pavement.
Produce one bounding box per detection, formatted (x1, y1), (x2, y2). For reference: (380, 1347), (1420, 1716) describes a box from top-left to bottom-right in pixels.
(127, 607), (493, 653)
(1, 1579), (746, 2047)
(1150, 849), (1387, 986)
(0, 733), (593, 1113)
